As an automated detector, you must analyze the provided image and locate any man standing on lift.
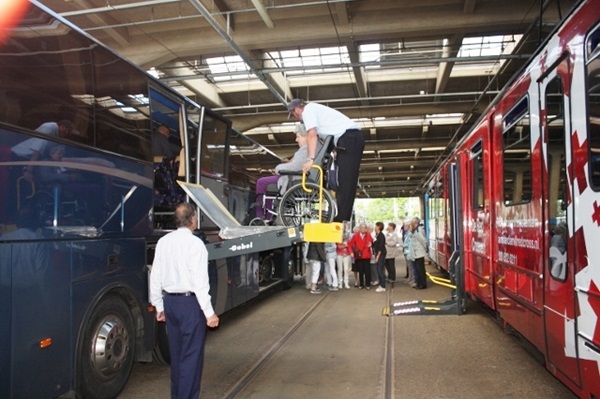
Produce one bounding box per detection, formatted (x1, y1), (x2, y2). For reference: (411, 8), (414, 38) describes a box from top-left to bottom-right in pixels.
(287, 99), (364, 223)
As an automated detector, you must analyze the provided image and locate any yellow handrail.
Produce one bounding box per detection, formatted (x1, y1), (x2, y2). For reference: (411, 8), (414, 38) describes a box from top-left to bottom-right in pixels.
(426, 272), (456, 290)
(301, 165), (324, 222)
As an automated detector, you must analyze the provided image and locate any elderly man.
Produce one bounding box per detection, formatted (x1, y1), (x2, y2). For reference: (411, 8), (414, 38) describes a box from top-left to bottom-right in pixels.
(150, 203), (219, 399)
(287, 99), (364, 223)
(409, 217), (428, 289)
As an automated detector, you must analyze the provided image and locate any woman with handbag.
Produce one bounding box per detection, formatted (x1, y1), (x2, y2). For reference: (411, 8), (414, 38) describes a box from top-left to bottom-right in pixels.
(348, 223), (373, 290)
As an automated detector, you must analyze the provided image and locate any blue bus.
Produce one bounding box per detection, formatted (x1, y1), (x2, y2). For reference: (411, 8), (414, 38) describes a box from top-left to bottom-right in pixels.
(0, 2), (297, 398)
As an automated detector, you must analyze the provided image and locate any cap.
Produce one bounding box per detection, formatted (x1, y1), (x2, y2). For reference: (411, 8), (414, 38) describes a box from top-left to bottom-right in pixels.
(287, 98), (305, 118)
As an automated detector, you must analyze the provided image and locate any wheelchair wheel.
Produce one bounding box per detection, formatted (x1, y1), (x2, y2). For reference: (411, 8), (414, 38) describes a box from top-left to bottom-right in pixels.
(278, 182), (336, 227)
(248, 217), (268, 226)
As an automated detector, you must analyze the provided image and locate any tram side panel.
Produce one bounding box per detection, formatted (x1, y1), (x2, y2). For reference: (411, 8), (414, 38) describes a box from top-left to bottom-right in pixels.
(461, 118), (496, 311)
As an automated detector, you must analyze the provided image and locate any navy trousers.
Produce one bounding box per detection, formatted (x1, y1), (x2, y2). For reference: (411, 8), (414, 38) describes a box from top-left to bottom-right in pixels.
(334, 129), (365, 222)
(164, 295), (207, 399)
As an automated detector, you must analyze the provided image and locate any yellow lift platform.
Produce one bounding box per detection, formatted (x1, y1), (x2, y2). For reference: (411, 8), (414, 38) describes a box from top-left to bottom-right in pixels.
(301, 165), (344, 243)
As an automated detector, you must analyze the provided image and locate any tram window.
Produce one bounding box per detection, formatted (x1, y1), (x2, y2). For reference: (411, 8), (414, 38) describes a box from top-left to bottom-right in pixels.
(200, 113), (228, 178)
(502, 97), (532, 205)
(471, 141), (484, 209)
(545, 76), (567, 220)
(587, 24), (600, 190)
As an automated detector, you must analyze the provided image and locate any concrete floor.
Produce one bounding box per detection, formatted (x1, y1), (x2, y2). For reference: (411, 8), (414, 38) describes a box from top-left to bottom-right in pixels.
(119, 260), (576, 399)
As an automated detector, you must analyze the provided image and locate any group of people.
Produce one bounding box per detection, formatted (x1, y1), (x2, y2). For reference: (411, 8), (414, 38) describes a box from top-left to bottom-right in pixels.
(303, 219), (427, 294)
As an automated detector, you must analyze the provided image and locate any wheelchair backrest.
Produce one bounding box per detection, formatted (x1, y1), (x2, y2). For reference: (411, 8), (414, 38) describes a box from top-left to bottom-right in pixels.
(308, 135), (335, 183)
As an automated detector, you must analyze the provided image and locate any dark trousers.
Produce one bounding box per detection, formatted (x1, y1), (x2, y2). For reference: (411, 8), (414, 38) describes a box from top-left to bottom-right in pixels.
(384, 258), (396, 282)
(334, 129), (365, 222)
(356, 258), (370, 288)
(414, 257), (427, 289)
(164, 295), (207, 399)
(376, 256), (387, 288)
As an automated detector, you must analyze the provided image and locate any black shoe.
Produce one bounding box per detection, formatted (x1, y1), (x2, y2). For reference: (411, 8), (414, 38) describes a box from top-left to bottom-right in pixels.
(404, 275), (409, 278)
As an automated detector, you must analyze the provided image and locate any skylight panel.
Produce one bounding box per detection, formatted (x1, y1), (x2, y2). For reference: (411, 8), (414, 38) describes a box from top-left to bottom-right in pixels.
(267, 46), (349, 75)
(458, 35), (520, 58)
(205, 55), (255, 81)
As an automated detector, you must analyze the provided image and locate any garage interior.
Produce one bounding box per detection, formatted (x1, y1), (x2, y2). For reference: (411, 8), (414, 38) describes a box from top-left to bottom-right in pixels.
(39, 0), (576, 197)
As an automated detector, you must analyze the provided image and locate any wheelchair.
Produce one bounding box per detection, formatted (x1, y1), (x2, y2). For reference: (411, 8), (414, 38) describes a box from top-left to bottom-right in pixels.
(248, 136), (338, 227)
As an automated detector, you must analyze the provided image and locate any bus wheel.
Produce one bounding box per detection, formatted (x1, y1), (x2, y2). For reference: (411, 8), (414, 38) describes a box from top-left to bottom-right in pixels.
(282, 250), (295, 289)
(77, 294), (135, 399)
(152, 322), (171, 366)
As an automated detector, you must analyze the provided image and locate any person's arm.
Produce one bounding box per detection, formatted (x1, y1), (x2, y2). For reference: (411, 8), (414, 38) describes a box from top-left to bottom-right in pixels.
(190, 240), (219, 327)
(276, 145), (307, 173)
(302, 128), (318, 172)
(149, 242), (165, 321)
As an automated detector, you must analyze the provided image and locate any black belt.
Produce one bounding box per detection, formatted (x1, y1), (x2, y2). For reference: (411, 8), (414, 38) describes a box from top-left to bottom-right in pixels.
(163, 291), (195, 297)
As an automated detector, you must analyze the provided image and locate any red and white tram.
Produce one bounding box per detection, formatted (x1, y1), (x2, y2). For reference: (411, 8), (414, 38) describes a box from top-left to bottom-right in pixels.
(425, 0), (600, 397)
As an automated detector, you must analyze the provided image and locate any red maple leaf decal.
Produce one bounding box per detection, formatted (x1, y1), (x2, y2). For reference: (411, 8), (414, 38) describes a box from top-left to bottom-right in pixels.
(588, 280), (600, 345)
(570, 131), (588, 194)
(593, 201), (600, 227)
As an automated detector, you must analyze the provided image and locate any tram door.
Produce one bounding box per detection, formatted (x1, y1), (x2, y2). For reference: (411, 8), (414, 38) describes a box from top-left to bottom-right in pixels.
(540, 57), (580, 385)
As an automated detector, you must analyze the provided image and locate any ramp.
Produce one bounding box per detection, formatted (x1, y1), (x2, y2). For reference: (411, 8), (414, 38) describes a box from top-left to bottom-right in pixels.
(177, 181), (301, 259)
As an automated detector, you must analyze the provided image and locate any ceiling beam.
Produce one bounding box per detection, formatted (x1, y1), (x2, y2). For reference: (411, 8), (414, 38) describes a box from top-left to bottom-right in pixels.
(188, 0), (286, 104)
(345, 41), (369, 103)
(464, 0), (477, 14)
(230, 101), (485, 131)
(435, 34), (463, 100)
(71, 0), (130, 47)
(250, 0), (275, 29)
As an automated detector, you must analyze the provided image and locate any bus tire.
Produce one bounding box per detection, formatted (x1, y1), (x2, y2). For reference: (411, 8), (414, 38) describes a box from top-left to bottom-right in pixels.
(282, 248), (295, 289)
(76, 294), (136, 399)
(152, 322), (171, 365)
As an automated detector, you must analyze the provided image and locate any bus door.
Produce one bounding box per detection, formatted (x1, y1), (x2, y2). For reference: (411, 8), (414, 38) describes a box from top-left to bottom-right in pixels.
(149, 87), (187, 224)
(539, 54), (580, 386)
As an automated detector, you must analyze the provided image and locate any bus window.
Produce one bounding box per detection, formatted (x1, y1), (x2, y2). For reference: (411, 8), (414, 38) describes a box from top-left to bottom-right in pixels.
(502, 97), (532, 205)
(201, 113), (228, 178)
(93, 46), (151, 162)
(587, 24), (600, 190)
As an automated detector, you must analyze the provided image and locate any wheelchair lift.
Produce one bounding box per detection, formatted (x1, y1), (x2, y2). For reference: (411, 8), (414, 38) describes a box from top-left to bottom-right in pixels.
(382, 250), (466, 316)
(301, 165), (344, 243)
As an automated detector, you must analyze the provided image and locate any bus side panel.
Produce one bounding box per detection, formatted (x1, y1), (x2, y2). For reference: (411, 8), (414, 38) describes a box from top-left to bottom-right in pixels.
(0, 243), (10, 397)
(70, 237), (151, 356)
(7, 241), (71, 399)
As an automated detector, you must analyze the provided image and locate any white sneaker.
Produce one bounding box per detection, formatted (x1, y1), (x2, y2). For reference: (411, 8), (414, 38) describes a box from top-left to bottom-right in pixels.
(375, 287), (386, 292)
(345, 284), (351, 289)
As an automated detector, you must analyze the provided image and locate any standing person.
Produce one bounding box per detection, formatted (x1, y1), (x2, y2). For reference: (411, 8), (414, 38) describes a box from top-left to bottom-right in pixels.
(306, 242), (327, 294)
(287, 99), (364, 223)
(336, 237), (352, 289)
(373, 222), (387, 292)
(410, 217), (428, 290)
(368, 224), (378, 286)
(324, 242), (339, 291)
(403, 222), (416, 287)
(150, 203), (220, 399)
(384, 222), (399, 283)
(349, 223), (373, 290)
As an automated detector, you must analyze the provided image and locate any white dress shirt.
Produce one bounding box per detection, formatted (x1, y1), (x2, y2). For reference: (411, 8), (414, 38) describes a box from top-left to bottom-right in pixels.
(301, 103), (360, 143)
(150, 227), (215, 317)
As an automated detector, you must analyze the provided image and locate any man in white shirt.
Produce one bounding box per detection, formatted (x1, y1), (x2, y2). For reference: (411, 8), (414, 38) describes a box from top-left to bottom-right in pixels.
(287, 99), (365, 223)
(150, 203), (219, 399)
